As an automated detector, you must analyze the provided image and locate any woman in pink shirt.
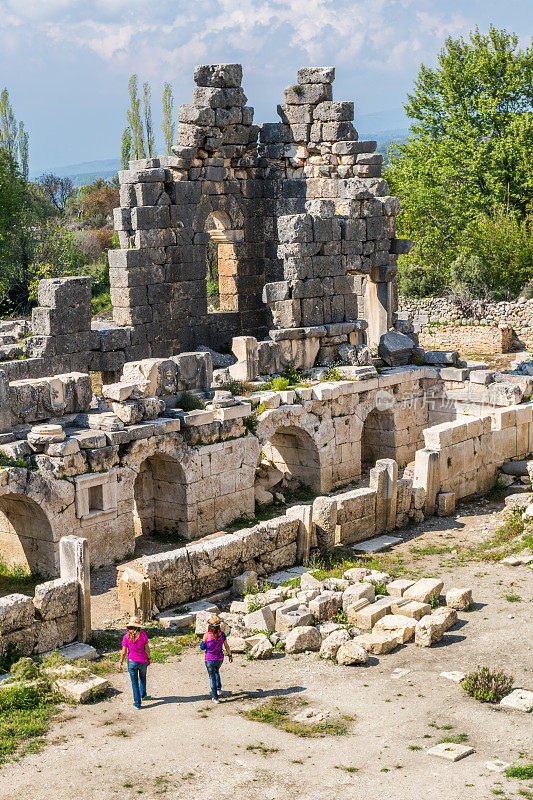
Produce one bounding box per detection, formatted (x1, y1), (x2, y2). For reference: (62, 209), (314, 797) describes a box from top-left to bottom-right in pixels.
(119, 617), (151, 709)
(200, 615), (232, 703)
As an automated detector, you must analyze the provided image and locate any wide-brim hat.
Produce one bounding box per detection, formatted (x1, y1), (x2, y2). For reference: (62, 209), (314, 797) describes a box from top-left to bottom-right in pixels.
(208, 615), (221, 625)
(126, 616), (143, 628)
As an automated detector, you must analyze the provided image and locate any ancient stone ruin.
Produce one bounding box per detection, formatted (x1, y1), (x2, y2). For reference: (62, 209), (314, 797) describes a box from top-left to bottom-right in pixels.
(0, 64), (532, 655)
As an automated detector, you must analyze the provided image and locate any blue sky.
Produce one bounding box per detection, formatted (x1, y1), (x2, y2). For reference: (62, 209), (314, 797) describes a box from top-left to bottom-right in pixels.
(0, 0), (531, 174)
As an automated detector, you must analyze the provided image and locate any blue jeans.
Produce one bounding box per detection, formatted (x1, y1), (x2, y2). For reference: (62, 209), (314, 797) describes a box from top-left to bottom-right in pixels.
(205, 659), (223, 700)
(127, 660), (148, 707)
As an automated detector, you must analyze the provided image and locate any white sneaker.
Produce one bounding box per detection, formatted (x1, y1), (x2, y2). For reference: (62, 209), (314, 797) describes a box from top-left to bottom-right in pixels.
(212, 698), (220, 704)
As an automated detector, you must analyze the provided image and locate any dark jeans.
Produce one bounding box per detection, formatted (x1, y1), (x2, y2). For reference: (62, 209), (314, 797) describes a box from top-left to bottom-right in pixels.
(127, 660), (148, 707)
(205, 659), (223, 700)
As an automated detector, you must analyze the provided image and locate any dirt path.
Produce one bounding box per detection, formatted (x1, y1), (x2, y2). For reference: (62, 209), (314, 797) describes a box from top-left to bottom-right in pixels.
(1, 502), (532, 800)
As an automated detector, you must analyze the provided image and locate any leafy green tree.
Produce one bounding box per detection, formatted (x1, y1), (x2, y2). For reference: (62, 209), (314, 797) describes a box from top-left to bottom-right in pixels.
(143, 82), (155, 157)
(162, 82), (175, 155)
(386, 26), (533, 297)
(0, 90), (29, 178)
(121, 126), (132, 170)
(126, 74), (146, 160)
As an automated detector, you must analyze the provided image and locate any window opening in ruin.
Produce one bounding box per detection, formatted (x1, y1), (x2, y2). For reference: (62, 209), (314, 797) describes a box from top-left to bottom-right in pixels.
(133, 454), (188, 539)
(88, 483), (105, 512)
(0, 494), (56, 577)
(361, 408), (396, 467)
(205, 211), (242, 314)
(256, 426), (322, 501)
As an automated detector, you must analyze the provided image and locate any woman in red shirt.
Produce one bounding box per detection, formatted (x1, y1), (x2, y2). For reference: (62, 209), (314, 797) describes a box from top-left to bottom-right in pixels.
(119, 617), (151, 709)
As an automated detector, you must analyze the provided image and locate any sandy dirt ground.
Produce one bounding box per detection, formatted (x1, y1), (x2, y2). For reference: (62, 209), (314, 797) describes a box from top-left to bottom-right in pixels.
(0, 500), (531, 800)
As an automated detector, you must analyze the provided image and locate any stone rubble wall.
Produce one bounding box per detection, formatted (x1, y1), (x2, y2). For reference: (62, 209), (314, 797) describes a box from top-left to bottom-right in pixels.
(418, 324), (513, 355)
(0, 577), (79, 655)
(400, 294), (533, 350)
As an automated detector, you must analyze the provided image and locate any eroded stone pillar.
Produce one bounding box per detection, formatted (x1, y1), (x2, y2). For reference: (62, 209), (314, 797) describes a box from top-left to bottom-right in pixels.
(370, 458), (398, 533)
(413, 448), (440, 516)
(60, 535), (91, 642)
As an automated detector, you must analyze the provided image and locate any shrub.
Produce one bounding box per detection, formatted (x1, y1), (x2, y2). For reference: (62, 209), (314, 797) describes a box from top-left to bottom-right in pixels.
(0, 642), (21, 674)
(505, 765), (533, 780)
(10, 657), (39, 681)
(178, 392), (206, 411)
(267, 376), (290, 391)
(462, 666), (513, 703)
(0, 683), (43, 712)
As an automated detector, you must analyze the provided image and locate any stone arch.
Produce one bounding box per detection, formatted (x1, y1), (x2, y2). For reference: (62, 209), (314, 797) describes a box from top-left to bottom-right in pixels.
(0, 493), (56, 577)
(205, 209), (244, 313)
(133, 452), (189, 538)
(260, 425), (322, 493)
(360, 394), (397, 467)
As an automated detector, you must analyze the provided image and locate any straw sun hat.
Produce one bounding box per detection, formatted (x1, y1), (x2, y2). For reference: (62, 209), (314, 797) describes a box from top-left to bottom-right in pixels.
(126, 616), (143, 628)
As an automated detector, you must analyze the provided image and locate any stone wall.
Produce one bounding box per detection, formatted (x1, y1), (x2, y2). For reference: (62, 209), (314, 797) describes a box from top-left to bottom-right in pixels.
(400, 294), (533, 351)
(0, 536), (89, 655)
(418, 324), (513, 355)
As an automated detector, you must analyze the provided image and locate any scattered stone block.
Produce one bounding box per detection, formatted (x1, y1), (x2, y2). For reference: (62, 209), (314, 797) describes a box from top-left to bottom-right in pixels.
(374, 614), (416, 643)
(336, 641), (369, 665)
(226, 635), (247, 653)
(404, 578), (444, 604)
(350, 535), (402, 553)
(436, 492), (455, 516)
(387, 579), (415, 597)
(499, 689), (533, 712)
(233, 571), (258, 596)
(445, 588), (472, 611)
(243, 606), (275, 632)
(342, 567), (371, 582)
(158, 610), (194, 629)
(275, 607), (313, 632)
(415, 615), (446, 647)
(351, 597), (394, 631)
(55, 674), (109, 703)
(58, 642), (98, 661)
(427, 743), (474, 762)
(250, 638), (274, 659)
(486, 760), (511, 772)
(440, 671), (466, 683)
(308, 592), (342, 622)
(354, 631), (400, 655)
(391, 599), (431, 620)
(285, 626), (321, 653)
(390, 668), (411, 679)
(345, 598), (370, 624)
(300, 572), (323, 590)
(342, 582), (375, 609)
(319, 628), (350, 659)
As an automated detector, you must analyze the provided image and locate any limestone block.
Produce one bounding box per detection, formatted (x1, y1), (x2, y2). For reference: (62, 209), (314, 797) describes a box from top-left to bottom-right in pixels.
(250, 638), (274, 659)
(369, 459), (398, 533)
(300, 572), (323, 591)
(342, 582), (375, 609)
(351, 598), (394, 631)
(284, 83), (331, 105)
(284, 625), (321, 653)
(342, 567), (371, 582)
(55, 673), (109, 703)
(427, 743), (474, 761)
(275, 607), (313, 632)
(436, 491), (455, 516)
(499, 689), (533, 712)
(336, 641), (369, 665)
(319, 628), (350, 659)
(414, 615), (445, 647)
(312, 496), (337, 553)
(243, 606), (275, 632)
(445, 587), (472, 611)
(227, 635), (247, 653)
(34, 613), (78, 653)
(404, 578), (444, 604)
(0, 593), (35, 633)
(431, 606), (457, 631)
(345, 598), (370, 624)
(117, 567), (151, 622)
(378, 331), (414, 367)
(354, 631), (399, 655)
(374, 614), (416, 643)
(386, 579), (415, 597)
(390, 599), (430, 620)
(297, 66), (335, 84)
(232, 571), (258, 596)
(33, 579), (78, 620)
(308, 592), (342, 622)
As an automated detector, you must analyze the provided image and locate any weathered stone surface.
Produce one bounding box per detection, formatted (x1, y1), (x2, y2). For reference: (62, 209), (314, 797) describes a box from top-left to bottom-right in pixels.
(33, 579), (78, 620)
(354, 631), (399, 655)
(445, 588), (472, 610)
(374, 614), (416, 643)
(55, 673), (109, 703)
(250, 638), (274, 659)
(378, 331), (414, 366)
(342, 582), (375, 609)
(404, 578), (444, 604)
(499, 689), (533, 712)
(243, 606), (275, 632)
(233, 571), (258, 596)
(336, 640), (369, 665)
(0, 594), (35, 633)
(427, 743), (474, 761)
(319, 628), (350, 659)
(284, 625), (321, 653)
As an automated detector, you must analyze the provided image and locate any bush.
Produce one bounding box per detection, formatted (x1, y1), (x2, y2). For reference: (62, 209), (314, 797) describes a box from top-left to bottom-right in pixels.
(449, 254), (488, 297)
(462, 666), (514, 703)
(178, 392), (206, 411)
(0, 683), (43, 712)
(0, 643), (21, 674)
(10, 657), (39, 681)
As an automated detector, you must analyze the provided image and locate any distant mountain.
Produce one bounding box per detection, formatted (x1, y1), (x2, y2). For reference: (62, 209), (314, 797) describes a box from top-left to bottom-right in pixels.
(31, 158), (121, 187)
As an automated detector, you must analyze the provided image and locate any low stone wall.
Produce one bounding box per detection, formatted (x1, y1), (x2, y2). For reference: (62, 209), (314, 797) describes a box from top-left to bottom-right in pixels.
(137, 459), (425, 611)
(418, 324), (513, 355)
(0, 579), (78, 655)
(399, 294), (533, 350)
(415, 401), (533, 507)
(0, 535), (90, 656)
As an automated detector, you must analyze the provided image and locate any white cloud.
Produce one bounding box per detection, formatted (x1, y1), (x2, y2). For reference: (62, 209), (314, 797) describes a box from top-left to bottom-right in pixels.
(0, 0), (477, 79)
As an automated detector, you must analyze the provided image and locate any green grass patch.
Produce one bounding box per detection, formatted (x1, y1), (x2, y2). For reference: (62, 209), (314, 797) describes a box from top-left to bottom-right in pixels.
(504, 592), (521, 602)
(178, 392), (206, 411)
(505, 765), (533, 780)
(246, 742), (279, 755)
(0, 560), (41, 599)
(243, 696), (349, 738)
(437, 733), (469, 744)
